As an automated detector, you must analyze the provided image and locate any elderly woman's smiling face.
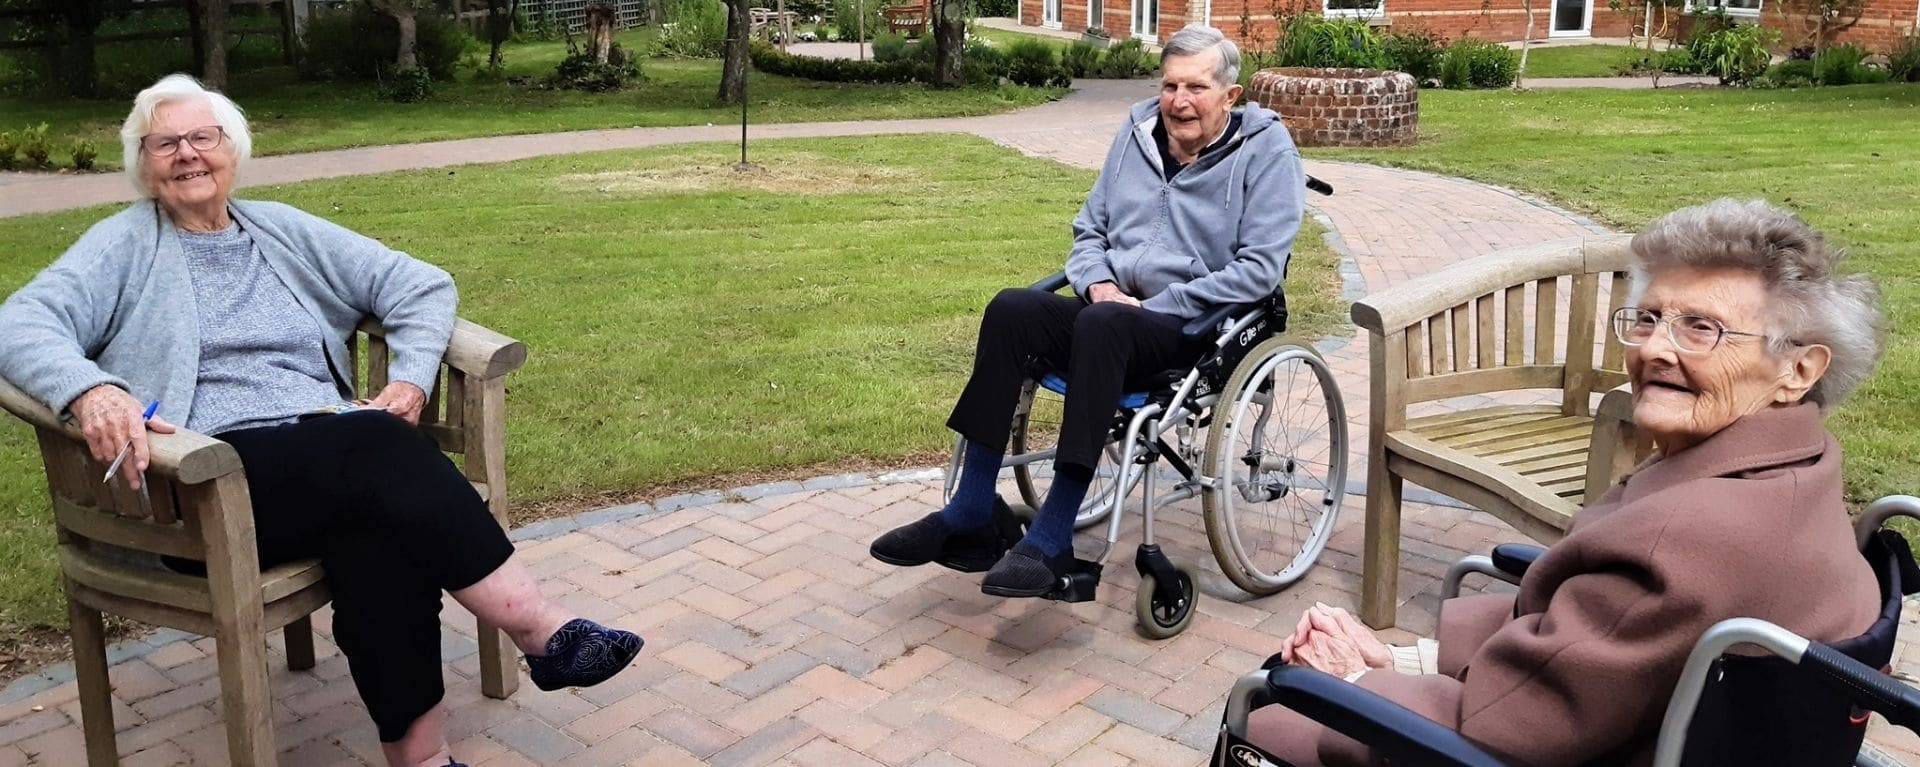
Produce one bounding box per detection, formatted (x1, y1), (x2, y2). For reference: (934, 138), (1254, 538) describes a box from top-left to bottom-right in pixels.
(139, 98), (235, 221)
(1625, 265), (1830, 454)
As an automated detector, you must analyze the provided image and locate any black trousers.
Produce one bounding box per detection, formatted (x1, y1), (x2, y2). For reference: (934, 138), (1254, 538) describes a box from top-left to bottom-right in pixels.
(947, 288), (1204, 471)
(219, 410), (516, 743)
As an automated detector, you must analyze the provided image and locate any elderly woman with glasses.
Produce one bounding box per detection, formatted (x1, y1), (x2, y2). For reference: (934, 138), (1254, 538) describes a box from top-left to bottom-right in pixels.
(0, 74), (641, 767)
(1245, 198), (1887, 766)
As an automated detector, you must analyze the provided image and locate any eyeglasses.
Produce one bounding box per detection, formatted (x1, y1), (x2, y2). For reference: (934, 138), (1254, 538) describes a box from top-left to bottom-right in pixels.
(1611, 307), (1770, 355)
(140, 126), (225, 157)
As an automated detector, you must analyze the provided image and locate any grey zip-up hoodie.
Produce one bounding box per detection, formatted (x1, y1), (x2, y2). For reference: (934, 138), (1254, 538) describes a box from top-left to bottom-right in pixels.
(1065, 97), (1305, 319)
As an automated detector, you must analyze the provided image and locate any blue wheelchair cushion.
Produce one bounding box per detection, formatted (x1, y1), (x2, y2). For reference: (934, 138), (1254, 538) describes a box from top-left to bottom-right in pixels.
(1039, 373), (1150, 410)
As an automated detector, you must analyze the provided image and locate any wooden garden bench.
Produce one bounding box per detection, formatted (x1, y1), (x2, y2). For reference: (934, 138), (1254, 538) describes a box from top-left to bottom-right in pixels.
(883, 3), (929, 37)
(1351, 235), (1653, 628)
(0, 318), (527, 765)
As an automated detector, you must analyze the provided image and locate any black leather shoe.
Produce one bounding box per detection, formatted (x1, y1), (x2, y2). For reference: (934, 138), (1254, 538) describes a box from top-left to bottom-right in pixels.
(870, 497), (1022, 573)
(980, 540), (1074, 598)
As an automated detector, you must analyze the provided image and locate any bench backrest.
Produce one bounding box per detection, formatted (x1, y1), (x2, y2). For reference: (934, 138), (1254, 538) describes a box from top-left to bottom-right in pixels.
(1352, 236), (1634, 428)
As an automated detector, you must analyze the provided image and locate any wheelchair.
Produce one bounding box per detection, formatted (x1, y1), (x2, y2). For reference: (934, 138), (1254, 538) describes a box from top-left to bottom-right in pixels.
(1211, 494), (1920, 767)
(941, 175), (1348, 639)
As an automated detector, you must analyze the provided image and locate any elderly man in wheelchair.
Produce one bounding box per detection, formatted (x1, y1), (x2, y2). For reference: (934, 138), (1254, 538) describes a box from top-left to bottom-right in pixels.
(1214, 199), (1911, 766)
(868, 24), (1334, 609)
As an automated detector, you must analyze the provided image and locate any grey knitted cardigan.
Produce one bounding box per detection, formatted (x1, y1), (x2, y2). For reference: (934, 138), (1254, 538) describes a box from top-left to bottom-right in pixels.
(0, 199), (455, 425)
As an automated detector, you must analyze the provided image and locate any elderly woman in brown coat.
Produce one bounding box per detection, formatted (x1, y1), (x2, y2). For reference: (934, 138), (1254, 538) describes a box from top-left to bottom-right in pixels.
(1248, 198), (1888, 766)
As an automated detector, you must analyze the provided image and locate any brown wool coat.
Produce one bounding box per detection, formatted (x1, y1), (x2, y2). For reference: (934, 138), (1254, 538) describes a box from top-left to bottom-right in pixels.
(1250, 403), (1879, 767)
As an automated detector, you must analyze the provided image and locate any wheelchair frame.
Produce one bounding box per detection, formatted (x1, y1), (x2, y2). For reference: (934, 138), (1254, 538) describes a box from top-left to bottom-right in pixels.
(1215, 494), (1920, 767)
(942, 281), (1350, 638)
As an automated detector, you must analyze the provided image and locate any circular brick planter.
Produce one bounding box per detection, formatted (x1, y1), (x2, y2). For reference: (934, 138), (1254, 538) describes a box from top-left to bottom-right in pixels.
(1246, 67), (1419, 148)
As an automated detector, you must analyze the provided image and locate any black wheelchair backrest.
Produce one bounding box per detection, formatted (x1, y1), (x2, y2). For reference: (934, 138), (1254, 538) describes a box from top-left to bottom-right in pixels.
(1675, 529), (1917, 766)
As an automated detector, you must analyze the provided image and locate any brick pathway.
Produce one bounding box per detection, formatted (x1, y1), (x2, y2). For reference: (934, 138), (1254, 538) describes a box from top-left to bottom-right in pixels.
(2, 88), (1915, 766)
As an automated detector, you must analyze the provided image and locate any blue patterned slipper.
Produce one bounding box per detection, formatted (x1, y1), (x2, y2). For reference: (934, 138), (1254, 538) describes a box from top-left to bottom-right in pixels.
(527, 618), (644, 692)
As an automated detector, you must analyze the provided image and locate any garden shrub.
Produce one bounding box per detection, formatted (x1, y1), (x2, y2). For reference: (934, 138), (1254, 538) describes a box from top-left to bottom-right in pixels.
(18, 123), (51, 169)
(301, 3), (473, 82)
(1812, 43), (1885, 85)
(1063, 39), (1104, 78)
(69, 139), (98, 171)
(1889, 35), (1920, 82)
(750, 42), (930, 82)
(970, 0), (1018, 16)
(1095, 38), (1156, 78)
(1004, 37), (1070, 86)
(380, 65), (435, 102)
(659, 0), (729, 58)
(0, 131), (15, 171)
(1382, 29), (1445, 86)
(966, 38), (1008, 84)
(1439, 38), (1516, 88)
(549, 42), (644, 91)
(1687, 23), (1776, 85)
(831, 0), (887, 41)
(873, 32), (911, 62)
(1761, 58), (1815, 87)
(1276, 14), (1389, 69)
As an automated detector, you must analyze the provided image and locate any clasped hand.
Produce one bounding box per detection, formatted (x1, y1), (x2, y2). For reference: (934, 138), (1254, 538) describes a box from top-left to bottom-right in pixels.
(1278, 602), (1395, 679)
(1087, 281), (1142, 308)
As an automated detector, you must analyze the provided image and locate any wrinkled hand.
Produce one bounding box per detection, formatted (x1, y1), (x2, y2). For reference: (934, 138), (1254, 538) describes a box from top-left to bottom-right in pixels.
(1087, 281), (1143, 308)
(72, 384), (176, 490)
(367, 381), (427, 425)
(1279, 602), (1393, 676)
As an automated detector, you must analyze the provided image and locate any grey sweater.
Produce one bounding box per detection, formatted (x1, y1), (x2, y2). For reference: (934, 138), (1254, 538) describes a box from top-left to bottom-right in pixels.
(0, 199), (456, 427)
(1066, 98), (1306, 319)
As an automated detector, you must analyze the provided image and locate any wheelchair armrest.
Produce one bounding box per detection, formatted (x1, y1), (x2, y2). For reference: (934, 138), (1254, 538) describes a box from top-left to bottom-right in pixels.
(1491, 544), (1547, 579)
(1029, 271), (1070, 293)
(1182, 298), (1270, 341)
(1264, 665), (1508, 767)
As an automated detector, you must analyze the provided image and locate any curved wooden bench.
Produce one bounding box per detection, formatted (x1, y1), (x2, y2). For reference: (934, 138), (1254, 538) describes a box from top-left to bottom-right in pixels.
(1352, 236), (1652, 628)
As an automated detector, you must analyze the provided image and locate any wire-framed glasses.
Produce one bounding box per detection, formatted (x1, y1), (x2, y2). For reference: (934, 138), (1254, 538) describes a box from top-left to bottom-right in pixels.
(140, 126), (226, 157)
(1611, 307), (1769, 355)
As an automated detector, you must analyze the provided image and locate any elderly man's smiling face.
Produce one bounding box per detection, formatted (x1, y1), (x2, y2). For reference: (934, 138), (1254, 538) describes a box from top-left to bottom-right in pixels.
(1159, 47), (1242, 159)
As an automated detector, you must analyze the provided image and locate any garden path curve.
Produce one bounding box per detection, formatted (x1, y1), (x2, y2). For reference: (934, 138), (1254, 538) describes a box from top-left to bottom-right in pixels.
(2, 83), (1917, 766)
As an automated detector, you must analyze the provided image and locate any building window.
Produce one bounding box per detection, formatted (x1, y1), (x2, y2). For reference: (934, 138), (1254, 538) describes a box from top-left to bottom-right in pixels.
(1323, 0), (1383, 17)
(1692, 0), (1761, 15)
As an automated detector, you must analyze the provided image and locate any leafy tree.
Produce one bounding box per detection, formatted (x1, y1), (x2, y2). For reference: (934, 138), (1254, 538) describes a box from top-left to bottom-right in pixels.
(717, 0), (749, 104)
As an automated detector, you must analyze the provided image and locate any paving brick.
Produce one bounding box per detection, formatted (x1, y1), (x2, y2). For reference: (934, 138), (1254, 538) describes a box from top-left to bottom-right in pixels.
(794, 699), (892, 751)
(1083, 688), (1187, 737)
(488, 714), (586, 763)
(642, 707), (740, 758)
(660, 642), (749, 684)
(707, 716), (817, 767)
(938, 693), (1045, 742)
(722, 650), (820, 698)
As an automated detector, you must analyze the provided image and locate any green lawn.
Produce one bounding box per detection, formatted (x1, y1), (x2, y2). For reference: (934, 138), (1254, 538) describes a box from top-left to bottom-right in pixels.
(1517, 44), (1640, 79)
(1318, 84), (1920, 507)
(0, 133), (1344, 639)
(1, 30), (1063, 169)
(970, 26), (1078, 53)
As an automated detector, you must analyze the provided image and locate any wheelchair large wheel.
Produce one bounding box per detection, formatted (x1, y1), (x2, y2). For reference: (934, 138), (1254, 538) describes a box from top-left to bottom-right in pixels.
(1202, 337), (1348, 596)
(1010, 380), (1139, 531)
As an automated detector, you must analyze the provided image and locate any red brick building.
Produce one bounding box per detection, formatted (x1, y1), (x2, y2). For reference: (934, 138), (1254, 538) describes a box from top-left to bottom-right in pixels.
(1016, 0), (1916, 51)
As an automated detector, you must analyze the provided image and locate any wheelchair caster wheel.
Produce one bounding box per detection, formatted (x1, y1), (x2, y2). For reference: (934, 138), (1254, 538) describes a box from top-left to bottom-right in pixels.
(1135, 562), (1199, 638)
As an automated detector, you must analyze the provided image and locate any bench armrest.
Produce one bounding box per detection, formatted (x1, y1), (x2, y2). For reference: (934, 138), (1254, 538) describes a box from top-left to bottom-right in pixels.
(1584, 383), (1647, 501)
(0, 378), (241, 484)
(356, 317), (528, 381)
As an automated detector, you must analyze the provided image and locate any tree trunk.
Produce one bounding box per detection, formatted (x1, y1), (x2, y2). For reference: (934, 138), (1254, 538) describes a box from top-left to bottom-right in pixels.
(196, 0), (230, 90)
(395, 9), (419, 71)
(717, 0), (750, 104)
(932, 0), (965, 87)
(1514, 0), (1533, 90)
(60, 1), (100, 98)
(587, 3), (615, 63)
(489, 0), (511, 68)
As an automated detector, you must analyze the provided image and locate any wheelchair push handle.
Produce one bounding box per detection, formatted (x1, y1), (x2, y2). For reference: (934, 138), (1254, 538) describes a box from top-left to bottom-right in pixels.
(1306, 174), (1334, 196)
(1803, 642), (1920, 732)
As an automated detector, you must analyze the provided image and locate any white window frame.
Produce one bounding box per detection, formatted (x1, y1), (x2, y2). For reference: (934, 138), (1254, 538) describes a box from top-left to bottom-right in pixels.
(1548, 0), (1593, 36)
(1131, 0), (1159, 42)
(1089, 0), (1103, 32)
(1044, 0), (1063, 29)
(1690, 0), (1763, 17)
(1321, 0), (1384, 19)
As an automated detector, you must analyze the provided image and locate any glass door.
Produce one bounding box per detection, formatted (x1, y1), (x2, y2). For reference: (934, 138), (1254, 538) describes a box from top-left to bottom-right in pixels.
(1550, 0), (1591, 36)
(1044, 0), (1062, 27)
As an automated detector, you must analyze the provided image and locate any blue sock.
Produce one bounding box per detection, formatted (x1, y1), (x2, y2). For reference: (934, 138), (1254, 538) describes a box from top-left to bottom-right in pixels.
(1026, 464), (1091, 558)
(939, 439), (1005, 529)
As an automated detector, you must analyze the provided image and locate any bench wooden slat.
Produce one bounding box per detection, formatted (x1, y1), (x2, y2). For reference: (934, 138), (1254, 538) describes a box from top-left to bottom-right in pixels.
(1504, 284), (1525, 366)
(1500, 449), (1591, 474)
(1411, 409), (1559, 440)
(1602, 271), (1628, 372)
(1385, 433), (1578, 536)
(1518, 463), (1589, 486)
(1406, 365), (1564, 403)
(1407, 322), (1427, 379)
(1440, 417), (1591, 451)
(1451, 302), (1472, 373)
(1533, 278), (1558, 364)
(1406, 404), (1558, 431)
(1477, 295), (1496, 370)
(1480, 435), (1592, 463)
(1429, 314), (1448, 375)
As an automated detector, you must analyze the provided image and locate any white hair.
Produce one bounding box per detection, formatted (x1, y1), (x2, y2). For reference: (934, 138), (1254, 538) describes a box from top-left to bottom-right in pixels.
(1163, 25), (1241, 87)
(120, 74), (252, 198)
(1626, 198), (1885, 408)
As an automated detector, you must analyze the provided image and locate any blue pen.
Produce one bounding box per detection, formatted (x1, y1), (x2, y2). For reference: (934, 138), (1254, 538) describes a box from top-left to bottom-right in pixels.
(101, 400), (161, 483)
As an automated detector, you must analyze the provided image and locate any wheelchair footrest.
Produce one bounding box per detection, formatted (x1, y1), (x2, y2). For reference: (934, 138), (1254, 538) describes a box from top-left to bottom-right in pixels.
(1042, 559), (1104, 603)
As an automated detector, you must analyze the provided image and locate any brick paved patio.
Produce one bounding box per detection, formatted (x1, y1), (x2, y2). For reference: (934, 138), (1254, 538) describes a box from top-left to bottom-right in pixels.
(1, 87), (1915, 766)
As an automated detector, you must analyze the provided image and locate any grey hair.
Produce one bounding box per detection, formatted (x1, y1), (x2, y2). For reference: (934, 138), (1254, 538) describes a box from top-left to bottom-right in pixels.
(120, 73), (252, 198)
(1626, 198), (1885, 408)
(1162, 25), (1241, 87)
